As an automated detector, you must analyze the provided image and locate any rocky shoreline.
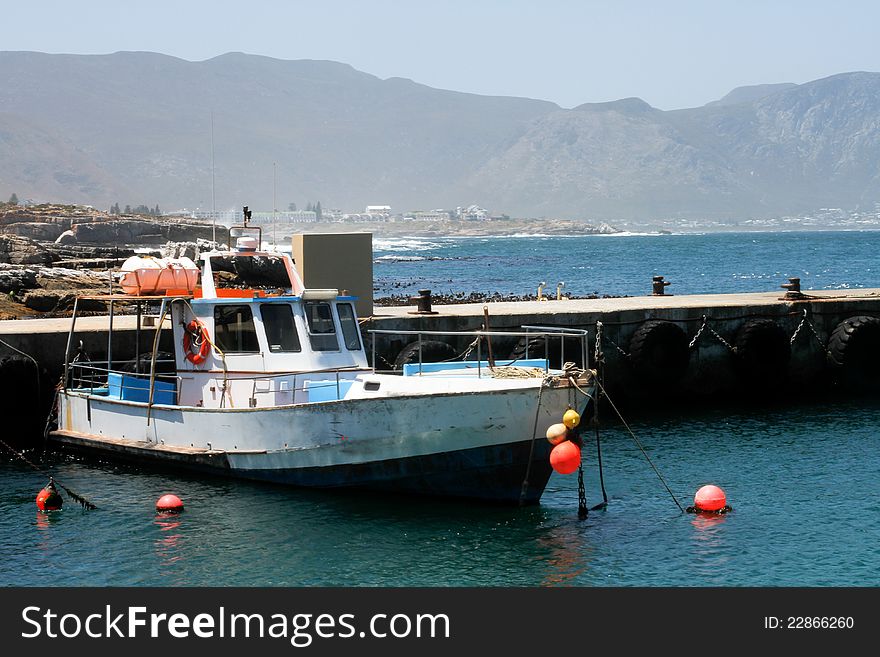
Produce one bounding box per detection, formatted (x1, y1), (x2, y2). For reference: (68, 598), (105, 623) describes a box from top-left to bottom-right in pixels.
(373, 291), (626, 307)
(0, 202), (622, 319)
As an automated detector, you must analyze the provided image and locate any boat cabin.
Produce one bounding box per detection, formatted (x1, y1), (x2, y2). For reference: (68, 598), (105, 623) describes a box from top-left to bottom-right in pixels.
(66, 233), (370, 410)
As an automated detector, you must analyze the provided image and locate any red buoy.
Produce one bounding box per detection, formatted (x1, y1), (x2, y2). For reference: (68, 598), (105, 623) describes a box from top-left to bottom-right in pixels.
(550, 441), (581, 475)
(694, 484), (727, 512)
(36, 478), (63, 511)
(156, 494), (184, 513)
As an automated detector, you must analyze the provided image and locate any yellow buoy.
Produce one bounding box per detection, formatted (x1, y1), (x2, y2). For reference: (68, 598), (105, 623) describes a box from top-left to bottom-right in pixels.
(562, 408), (581, 429)
(545, 423), (569, 445)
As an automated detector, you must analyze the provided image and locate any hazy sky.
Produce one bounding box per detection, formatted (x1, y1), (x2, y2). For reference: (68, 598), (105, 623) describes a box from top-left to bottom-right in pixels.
(5, 1), (879, 110)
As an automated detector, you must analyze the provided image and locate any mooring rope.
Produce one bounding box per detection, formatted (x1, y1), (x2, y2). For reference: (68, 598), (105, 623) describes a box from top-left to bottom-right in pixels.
(590, 358), (610, 511)
(0, 437), (97, 510)
(594, 379), (685, 513)
(490, 365), (547, 379)
(593, 421), (609, 510)
(519, 376), (551, 506)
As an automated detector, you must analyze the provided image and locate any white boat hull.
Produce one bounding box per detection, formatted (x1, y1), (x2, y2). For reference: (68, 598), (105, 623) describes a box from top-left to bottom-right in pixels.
(52, 375), (591, 503)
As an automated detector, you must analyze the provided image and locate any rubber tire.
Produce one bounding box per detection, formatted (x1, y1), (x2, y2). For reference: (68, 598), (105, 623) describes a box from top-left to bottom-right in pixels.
(393, 340), (459, 370)
(734, 319), (790, 383)
(0, 355), (49, 449)
(827, 315), (880, 388)
(508, 335), (547, 361)
(628, 320), (689, 383)
(507, 334), (574, 369)
(125, 351), (176, 374)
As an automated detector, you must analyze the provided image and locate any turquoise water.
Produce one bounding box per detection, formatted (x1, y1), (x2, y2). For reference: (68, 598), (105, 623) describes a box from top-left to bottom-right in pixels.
(1, 230), (879, 587)
(1, 398), (878, 587)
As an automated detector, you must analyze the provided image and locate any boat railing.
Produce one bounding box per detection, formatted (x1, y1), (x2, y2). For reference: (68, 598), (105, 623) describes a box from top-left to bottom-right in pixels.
(240, 367), (367, 406)
(68, 361), (180, 403)
(67, 361), (372, 406)
(367, 327), (590, 377)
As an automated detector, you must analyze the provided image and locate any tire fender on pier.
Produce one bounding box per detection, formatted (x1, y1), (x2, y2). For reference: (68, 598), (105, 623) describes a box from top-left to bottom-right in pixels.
(734, 319), (790, 382)
(826, 315), (880, 388)
(393, 340), (458, 371)
(0, 354), (50, 449)
(628, 320), (690, 383)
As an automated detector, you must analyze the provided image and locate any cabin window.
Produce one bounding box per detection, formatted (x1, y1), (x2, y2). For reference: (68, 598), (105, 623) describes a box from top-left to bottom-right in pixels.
(260, 304), (302, 353)
(304, 301), (339, 351)
(337, 303), (362, 351)
(213, 304), (259, 353)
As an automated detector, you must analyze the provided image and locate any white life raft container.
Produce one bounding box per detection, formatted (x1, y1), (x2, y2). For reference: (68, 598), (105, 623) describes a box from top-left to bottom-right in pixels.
(118, 256), (199, 295)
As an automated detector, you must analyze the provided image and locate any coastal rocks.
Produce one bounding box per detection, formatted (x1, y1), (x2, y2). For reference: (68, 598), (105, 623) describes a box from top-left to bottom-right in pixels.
(71, 220), (229, 245)
(161, 239), (223, 261)
(72, 220), (159, 244)
(23, 289), (107, 313)
(35, 267), (110, 291)
(22, 290), (60, 313)
(0, 235), (55, 265)
(165, 223), (228, 243)
(0, 263), (110, 317)
(50, 244), (138, 262)
(2, 222), (66, 241)
(0, 265), (38, 293)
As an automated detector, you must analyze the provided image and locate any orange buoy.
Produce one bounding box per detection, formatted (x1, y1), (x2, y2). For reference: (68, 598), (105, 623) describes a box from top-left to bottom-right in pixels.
(550, 441), (581, 475)
(36, 479), (63, 511)
(545, 422), (569, 445)
(156, 494), (184, 513)
(694, 484), (727, 512)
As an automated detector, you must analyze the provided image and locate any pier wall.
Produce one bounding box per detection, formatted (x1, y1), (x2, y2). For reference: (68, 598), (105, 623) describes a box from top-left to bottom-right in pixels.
(361, 290), (880, 403)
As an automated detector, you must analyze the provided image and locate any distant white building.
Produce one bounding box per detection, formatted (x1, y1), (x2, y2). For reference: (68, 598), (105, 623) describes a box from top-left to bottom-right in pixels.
(187, 209), (317, 226)
(457, 205), (489, 221)
(406, 209), (452, 221)
(250, 210), (318, 224)
(366, 205), (391, 218)
(343, 212), (383, 222)
(190, 209), (244, 225)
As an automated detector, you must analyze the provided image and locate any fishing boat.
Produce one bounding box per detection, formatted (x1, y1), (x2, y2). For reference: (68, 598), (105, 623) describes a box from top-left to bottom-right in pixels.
(49, 225), (596, 504)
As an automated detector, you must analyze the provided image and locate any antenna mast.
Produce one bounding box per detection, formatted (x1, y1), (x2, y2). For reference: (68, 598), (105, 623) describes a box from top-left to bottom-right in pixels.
(211, 111), (216, 243)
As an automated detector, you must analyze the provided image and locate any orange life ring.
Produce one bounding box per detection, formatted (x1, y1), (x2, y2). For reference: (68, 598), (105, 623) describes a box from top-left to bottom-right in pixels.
(183, 319), (211, 365)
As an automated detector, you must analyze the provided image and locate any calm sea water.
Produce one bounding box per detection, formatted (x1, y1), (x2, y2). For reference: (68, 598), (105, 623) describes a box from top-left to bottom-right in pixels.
(2, 399), (878, 586)
(372, 230), (880, 298)
(1, 230), (878, 587)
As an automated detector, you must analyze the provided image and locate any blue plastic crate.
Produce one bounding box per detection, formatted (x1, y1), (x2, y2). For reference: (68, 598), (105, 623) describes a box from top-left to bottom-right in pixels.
(107, 372), (177, 405)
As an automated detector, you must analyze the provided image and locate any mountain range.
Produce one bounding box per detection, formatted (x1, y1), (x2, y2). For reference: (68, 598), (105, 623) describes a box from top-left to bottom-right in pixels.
(1, 51), (879, 223)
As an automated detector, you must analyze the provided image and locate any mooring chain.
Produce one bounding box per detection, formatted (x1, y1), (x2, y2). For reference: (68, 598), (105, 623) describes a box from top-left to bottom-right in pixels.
(577, 464), (588, 518)
(0, 437), (97, 510)
(593, 320), (629, 363)
(458, 335), (481, 362)
(594, 321), (604, 365)
(688, 315), (737, 353)
(789, 308), (827, 351)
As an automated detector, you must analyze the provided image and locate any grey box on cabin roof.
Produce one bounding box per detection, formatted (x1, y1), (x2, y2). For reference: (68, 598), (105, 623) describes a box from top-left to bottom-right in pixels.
(291, 233), (373, 317)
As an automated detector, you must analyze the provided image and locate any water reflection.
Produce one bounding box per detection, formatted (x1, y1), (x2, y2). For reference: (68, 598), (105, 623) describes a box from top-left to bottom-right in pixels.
(34, 509), (62, 553)
(689, 511), (728, 536)
(153, 514), (184, 568)
(536, 520), (594, 586)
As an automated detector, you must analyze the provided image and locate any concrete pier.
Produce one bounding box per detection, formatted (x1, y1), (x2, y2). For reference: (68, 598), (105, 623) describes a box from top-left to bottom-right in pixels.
(360, 288), (880, 401)
(1, 288), (878, 418)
